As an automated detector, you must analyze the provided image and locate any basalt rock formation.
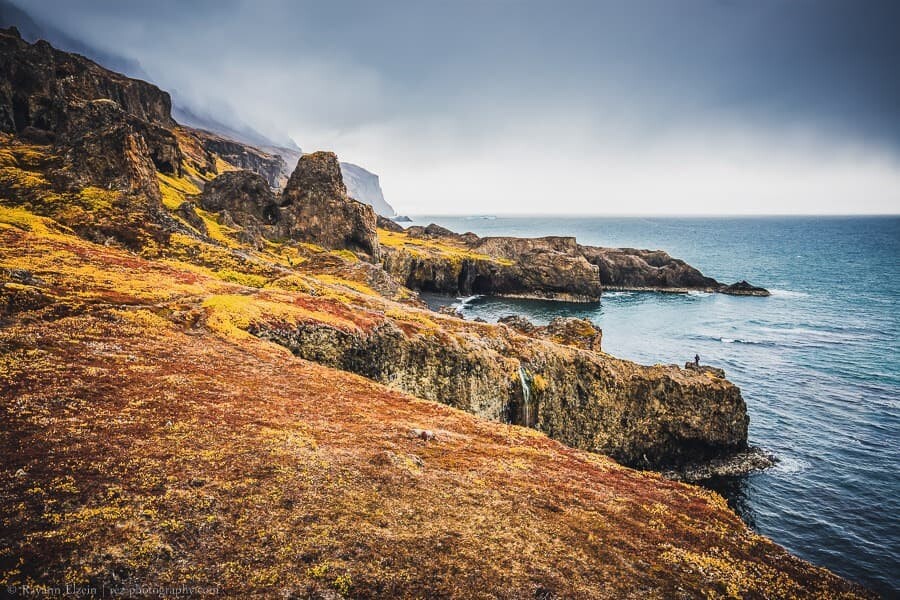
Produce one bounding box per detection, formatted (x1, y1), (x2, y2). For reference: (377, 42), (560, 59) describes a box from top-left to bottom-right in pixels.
(580, 245), (717, 290)
(719, 279), (771, 296)
(380, 227), (604, 301)
(0, 27), (182, 184)
(380, 222), (769, 298)
(0, 27), (174, 133)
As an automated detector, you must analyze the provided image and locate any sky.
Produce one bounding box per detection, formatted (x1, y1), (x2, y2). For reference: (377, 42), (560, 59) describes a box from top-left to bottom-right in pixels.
(17, 0), (900, 215)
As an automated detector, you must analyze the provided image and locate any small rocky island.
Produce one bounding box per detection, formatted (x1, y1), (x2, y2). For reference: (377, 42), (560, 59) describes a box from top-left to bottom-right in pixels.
(0, 27), (868, 598)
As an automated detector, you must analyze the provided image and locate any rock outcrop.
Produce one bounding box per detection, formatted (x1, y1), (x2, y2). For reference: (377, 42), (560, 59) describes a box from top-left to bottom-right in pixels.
(196, 152), (381, 260)
(0, 26), (174, 134)
(381, 229), (604, 302)
(0, 27), (183, 189)
(279, 152), (380, 260)
(580, 246), (717, 290)
(250, 310), (747, 469)
(500, 315), (603, 352)
(380, 222), (769, 298)
(193, 128), (287, 188)
(718, 279), (771, 296)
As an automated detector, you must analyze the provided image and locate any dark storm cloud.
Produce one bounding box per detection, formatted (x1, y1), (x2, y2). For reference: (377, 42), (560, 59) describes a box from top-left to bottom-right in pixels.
(18, 0), (900, 146)
(10, 0), (900, 213)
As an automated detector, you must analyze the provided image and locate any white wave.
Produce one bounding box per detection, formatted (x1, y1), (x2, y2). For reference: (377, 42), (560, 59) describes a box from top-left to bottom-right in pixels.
(768, 289), (809, 298)
(455, 294), (483, 311)
(687, 290), (712, 297)
(772, 455), (811, 475)
(603, 291), (634, 298)
(719, 337), (760, 344)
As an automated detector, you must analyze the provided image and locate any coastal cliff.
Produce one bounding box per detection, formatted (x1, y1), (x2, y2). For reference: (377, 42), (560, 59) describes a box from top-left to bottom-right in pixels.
(0, 28), (865, 597)
(380, 223), (770, 298)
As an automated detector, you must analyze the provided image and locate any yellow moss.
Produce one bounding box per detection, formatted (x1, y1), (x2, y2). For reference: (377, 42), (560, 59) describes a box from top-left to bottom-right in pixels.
(330, 248), (359, 262)
(385, 307), (439, 333)
(314, 274), (378, 297)
(0, 205), (64, 236)
(109, 308), (172, 331)
(202, 293), (357, 340)
(377, 228), (514, 266)
(195, 208), (238, 247)
(265, 274), (315, 293)
(215, 269), (267, 288)
(77, 187), (119, 211)
(531, 373), (549, 392)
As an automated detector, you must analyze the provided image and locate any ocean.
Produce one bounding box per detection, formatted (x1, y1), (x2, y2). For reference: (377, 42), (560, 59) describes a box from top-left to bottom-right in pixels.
(410, 215), (900, 595)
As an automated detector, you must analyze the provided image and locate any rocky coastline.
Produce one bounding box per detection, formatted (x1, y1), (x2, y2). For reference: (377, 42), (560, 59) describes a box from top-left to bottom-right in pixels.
(0, 27), (870, 597)
(379, 220), (770, 301)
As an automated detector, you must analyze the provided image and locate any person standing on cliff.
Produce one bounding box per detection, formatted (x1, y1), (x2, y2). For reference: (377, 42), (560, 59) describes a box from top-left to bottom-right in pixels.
(694, 354), (700, 367)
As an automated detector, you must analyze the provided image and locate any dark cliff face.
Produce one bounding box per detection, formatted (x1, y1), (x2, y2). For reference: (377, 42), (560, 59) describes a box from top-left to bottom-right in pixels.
(193, 129), (286, 189)
(0, 26), (182, 186)
(380, 228), (604, 301)
(580, 246), (719, 290)
(0, 27), (174, 134)
(279, 152), (380, 261)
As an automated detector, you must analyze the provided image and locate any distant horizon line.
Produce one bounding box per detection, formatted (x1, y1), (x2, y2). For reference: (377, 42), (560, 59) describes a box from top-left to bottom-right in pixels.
(398, 212), (900, 219)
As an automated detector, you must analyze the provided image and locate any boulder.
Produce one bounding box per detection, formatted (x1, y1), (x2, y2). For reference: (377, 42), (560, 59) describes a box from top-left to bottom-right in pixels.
(199, 170), (279, 226)
(175, 202), (208, 236)
(279, 152), (380, 261)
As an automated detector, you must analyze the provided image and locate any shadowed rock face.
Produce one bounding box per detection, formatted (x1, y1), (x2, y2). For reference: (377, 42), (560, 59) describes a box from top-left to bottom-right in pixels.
(194, 129), (286, 188)
(0, 27), (174, 133)
(279, 152), (380, 260)
(382, 229), (605, 301)
(580, 246), (718, 290)
(0, 26), (182, 190)
(200, 170), (279, 226)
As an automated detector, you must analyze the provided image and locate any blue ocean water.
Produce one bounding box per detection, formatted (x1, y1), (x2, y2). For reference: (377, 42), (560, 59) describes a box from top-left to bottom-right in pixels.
(411, 215), (900, 595)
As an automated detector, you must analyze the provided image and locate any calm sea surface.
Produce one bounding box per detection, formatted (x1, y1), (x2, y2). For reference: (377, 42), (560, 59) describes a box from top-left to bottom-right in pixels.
(410, 215), (899, 595)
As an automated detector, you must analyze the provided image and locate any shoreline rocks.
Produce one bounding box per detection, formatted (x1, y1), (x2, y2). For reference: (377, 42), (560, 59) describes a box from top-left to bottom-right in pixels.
(662, 447), (778, 482)
(379, 222), (769, 301)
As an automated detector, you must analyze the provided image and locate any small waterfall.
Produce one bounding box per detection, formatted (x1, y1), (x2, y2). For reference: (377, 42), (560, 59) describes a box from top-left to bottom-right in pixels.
(518, 366), (532, 427)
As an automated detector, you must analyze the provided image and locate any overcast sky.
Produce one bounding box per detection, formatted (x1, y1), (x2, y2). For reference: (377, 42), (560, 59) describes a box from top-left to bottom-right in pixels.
(20, 0), (900, 214)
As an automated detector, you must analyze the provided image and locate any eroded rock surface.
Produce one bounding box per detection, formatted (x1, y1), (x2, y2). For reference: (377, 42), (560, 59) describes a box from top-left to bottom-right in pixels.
(279, 152), (380, 260)
(251, 311), (747, 469)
